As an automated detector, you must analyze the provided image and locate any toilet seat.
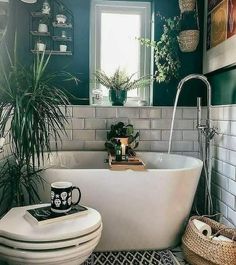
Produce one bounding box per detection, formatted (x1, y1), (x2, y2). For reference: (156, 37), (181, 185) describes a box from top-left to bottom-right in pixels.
(0, 223), (102, 250)
(0, 204), (101, 242)
(0, 236), (100, 261)
(0, 204), (102, 265)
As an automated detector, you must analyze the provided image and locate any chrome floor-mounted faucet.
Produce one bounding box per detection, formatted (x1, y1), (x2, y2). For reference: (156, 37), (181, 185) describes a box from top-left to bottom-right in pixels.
(176, 74), (218, 215)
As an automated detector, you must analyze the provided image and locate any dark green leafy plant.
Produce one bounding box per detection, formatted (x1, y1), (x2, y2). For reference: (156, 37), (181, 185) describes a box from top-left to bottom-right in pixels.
(0, 156), (44, 212)
(139, 13), (181, 83)
(105, 122), (139, 156)
(94, 68), (151, 91)
(0, 40), (78, 212)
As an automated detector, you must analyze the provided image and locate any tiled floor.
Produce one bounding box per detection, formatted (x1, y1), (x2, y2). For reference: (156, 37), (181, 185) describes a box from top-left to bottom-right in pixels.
(84, 247), (190, 265)
(172, 247), (190, 265)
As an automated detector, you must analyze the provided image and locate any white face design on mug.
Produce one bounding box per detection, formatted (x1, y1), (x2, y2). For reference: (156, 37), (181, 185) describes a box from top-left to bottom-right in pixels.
(61, 192), (67, 201)
(54, 199), (61, 208)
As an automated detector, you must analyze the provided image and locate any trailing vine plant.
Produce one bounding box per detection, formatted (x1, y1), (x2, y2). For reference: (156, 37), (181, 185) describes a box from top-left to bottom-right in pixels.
(139, 13), (181, 83)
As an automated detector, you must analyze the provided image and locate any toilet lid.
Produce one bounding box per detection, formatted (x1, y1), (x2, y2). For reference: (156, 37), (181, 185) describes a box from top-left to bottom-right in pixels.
(0, 204), (102, 243)
(0, 235), (100, 263)
(0, 223), (102, 250)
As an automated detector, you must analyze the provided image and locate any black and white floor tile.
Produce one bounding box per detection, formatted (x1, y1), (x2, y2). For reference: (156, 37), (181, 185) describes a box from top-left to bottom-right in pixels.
(84, 247), (190, 265)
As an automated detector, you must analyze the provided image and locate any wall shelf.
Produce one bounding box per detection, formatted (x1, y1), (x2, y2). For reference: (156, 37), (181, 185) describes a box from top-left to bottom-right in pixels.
(30, 31), (51, 36)
(31, 50), (73, 56)
(31, 12), (51, 18)
(52, 22), (72, 28)
(52, 36), (72, 42)
(29, 0), (74, 56)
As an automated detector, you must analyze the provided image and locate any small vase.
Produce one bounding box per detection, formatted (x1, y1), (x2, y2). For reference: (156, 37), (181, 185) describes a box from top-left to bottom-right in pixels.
(38, 23), (48, 33)
(36, 42), (46, 52)
(59, 44), (67, 52)
(109, 89), (127, 106)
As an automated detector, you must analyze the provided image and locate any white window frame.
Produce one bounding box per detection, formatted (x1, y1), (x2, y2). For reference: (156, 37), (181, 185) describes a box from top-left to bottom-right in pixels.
(90, 0), (152, 105)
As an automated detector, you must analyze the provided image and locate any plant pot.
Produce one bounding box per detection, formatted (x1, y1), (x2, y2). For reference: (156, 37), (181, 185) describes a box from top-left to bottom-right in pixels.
(179, 0), (196, 13)
(59, 44), (67, 52)
(178, 30), (199, 52)
(56, 14), (67, 24)
(38, 23), (48, 33)
(36, 42), (46, 52)
(109, 89), (127, 106)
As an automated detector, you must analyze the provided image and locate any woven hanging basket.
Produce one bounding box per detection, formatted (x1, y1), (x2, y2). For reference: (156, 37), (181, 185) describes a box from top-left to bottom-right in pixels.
(179, 0), (196, 13)
(178, 30), (200, 52)
(182, 216), (236, 265)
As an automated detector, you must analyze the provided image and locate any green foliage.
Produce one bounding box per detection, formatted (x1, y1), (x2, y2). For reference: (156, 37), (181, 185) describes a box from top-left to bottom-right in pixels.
(0, 39), (78, 212)
(139, 13), (181, 83)
(105, 122), (139, 156)
(0, 156), (45, 213)
(94, 68), (151, 91)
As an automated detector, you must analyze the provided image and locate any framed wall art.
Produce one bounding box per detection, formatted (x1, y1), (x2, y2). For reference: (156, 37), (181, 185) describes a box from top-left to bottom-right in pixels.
(203, 0), (236, 73)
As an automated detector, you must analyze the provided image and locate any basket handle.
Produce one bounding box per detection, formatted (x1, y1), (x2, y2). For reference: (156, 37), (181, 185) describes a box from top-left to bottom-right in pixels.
(212, 228), (236, 241)
(201, 213), (223, 219)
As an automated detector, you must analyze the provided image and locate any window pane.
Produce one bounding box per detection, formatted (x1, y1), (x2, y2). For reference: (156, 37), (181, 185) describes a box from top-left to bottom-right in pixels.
(100, 12), (141, 97)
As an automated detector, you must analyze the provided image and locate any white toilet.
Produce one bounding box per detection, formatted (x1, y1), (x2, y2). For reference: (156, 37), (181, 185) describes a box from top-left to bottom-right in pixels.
(0, 204), (102, 265)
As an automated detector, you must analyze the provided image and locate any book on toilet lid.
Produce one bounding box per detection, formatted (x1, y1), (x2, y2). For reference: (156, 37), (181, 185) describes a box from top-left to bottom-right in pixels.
(24, 204), (88, 226)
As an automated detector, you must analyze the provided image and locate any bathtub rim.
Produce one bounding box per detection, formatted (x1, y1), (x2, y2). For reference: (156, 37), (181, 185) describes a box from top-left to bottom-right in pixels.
(43, 151), (203, 172)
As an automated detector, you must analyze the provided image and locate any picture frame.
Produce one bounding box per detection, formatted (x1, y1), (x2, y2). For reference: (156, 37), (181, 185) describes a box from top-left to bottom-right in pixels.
(203, 0), (236, 74)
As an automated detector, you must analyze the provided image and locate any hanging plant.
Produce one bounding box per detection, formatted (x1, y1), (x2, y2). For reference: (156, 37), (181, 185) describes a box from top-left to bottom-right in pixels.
(178, 10), (200, 53)
(139, 13), (181, 83)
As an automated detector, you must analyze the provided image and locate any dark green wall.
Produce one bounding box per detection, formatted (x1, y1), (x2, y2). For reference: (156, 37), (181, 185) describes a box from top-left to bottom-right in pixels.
(7, 0), (206, 106)
(207, 65), (236, 106)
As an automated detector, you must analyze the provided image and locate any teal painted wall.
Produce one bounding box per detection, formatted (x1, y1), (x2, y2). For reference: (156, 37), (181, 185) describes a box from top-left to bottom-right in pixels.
(7, 0), (206, 106)
(207, 64), (236, 106)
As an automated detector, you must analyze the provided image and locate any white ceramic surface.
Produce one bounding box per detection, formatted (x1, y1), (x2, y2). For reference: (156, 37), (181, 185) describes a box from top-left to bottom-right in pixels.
(0, 204), (102, 242)
(38, 23), (48, 33)
(36, 43), (46, 51)
(0, 235), (100, 265)
(59, 44), (67, 52)
(40, 151), (203, 251)
(0, 224), (102, 250)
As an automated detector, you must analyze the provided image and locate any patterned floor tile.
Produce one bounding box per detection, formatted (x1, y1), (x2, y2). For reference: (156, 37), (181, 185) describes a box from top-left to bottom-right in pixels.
(83, 248), (190, 265)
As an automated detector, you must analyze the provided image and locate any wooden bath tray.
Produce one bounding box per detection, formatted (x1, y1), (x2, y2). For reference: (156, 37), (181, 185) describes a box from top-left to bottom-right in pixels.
(108, 155), (146, 171)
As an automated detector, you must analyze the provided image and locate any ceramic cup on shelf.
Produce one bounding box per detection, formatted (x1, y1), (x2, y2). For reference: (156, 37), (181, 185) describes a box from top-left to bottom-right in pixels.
(59, 44), (67, 52)
(56, 14), (67, 24)
(51, 181), (81, 213)
(38, 23), (48, 33)
(36, 42), (46, 52)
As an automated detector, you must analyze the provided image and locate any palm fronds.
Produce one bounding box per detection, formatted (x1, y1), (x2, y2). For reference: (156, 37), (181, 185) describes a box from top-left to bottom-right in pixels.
(0, 45), (78, 212)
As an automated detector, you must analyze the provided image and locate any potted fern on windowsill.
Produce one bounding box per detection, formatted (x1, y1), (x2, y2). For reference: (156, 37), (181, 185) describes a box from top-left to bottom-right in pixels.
(94, 68), (151, 106)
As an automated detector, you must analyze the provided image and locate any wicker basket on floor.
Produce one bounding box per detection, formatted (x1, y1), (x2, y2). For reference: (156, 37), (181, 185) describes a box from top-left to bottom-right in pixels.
(182, 216), (236, 265)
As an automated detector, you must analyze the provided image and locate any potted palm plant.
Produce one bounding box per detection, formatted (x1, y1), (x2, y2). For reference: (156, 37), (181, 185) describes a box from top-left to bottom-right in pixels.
(0, 46), (78, 213)
(94, 68), (151, 106)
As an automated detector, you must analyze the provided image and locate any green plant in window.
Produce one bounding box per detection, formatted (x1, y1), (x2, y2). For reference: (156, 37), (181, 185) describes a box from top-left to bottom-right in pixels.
(94, 68), (151, 91)
(139, 13), (181, 83)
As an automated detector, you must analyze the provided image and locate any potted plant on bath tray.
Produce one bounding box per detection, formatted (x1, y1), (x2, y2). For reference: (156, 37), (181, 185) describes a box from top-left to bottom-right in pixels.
(94, 68), (151, 106)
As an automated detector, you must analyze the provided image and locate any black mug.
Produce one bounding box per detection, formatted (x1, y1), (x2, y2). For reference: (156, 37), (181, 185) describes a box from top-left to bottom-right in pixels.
(51, 181), (81, 213)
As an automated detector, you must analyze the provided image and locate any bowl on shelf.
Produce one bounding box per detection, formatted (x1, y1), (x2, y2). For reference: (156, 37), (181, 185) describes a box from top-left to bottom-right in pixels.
(56, 14), (67, 24)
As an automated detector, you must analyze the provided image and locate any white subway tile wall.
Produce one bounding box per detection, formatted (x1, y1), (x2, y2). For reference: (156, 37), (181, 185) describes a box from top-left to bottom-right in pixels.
(46, 106), (200, 155)
(212, 105), (236, 227)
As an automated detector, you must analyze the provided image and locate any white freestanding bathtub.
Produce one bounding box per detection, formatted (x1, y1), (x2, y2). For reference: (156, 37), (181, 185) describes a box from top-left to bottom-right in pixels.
(39, 151), (203, 251)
